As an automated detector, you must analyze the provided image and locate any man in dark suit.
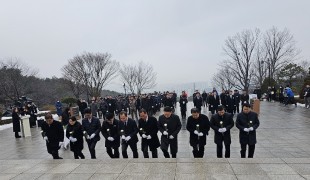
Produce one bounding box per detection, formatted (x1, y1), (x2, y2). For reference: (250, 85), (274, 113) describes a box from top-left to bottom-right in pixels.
(226, 90), (235, 115)
(179, 92), (188, 119)
(209, 91), (220, 114)
(119, 111), (139, 158)
(41, 113), (64, 159)
(101, 113), (120, 158)
(138, 109), (160, 158)
(236, 103), (260, 158)
(186, 108), (210, 158)
(210, 106), (234, 158)
(82, 108), (101, 159)
(193, 93), (203, 112)
(158, 107), (182, 158)
(233, 90), (241, 114)
(240, 90), (250, 107)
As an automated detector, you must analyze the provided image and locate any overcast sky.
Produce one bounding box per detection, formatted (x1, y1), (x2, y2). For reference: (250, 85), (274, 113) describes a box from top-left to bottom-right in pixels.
(1, 0), (309, 92)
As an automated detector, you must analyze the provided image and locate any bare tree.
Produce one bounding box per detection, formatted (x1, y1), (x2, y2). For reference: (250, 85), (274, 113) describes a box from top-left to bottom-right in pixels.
(222, 29), (260, 92)
(264, 27), (300, 79)
(135, 61), (157, 95)
(0, 58), (38, 101)
(62, 52), (119, 99)
(212, 66), (235, 90)
(252, 42), (268, 87)
(119, 64), (137, 94)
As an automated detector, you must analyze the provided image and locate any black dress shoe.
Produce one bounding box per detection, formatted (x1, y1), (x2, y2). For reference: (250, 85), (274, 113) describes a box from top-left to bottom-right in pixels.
(15, 136), (22, 138)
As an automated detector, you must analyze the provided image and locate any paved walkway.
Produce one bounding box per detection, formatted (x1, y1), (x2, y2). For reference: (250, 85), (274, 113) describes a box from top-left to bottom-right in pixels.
(0, 101), (309, 179)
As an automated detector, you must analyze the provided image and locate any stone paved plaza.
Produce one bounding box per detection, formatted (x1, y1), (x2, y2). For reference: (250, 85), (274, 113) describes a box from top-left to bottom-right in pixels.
(0, 101), (310, 179)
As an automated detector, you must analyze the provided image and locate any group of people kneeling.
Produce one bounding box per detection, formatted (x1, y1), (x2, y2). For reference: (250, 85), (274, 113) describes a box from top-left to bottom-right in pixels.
(41, 103), (259, 159)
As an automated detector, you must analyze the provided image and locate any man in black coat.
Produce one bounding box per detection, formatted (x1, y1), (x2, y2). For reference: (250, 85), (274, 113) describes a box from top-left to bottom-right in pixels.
(193, 93), (203, 112)
(186, 108), (210, 158)
(236, 103), (260, 158)
(225, 90), (235, 115)
(220, 90), (227, 107)
(202, 91), (208, 107)
(233, 90), (241, 114)
(240, 90), (250, 107)
(210, 106), (234, 158)
(158, 107), (182, 158)
(119, 111), (139, 158)
(107, 96), (117, 114)
(82, 108), (101, 159)
(101, 113), (120, 158)
(209, 91), (220, 114)
(41, 113), (64, 159)
(138, 109), (160, 158)
(179, 93), (188, 119)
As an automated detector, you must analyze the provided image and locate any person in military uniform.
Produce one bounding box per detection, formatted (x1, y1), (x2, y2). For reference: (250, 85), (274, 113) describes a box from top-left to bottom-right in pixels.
(186, 108), (210, 158)
(82, 108), (101, 159)
(119, 111), (139, 158)
(66, 116), (85, 159)
(41, 113), (64, 159)
(236, 103), (260, 158)
(158, 107), (182, 158)
(101, 113), (120, 158)
(210, 106), (234, 158)
(138, 109), (160, 158)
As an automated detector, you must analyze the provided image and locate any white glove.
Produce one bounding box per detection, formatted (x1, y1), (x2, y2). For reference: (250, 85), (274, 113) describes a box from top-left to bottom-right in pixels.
(142, 134), (147, 138)
(194, 130), (199, 135)
(163, 131), (168, 135)
(218, 128), (223, 133)
(125, 136), (131, 141)
(147, 135), (151, 139)
(222, 128), (227, 133)
(71, 138), (77, 143)
(198, 132), (203, 137)
(86, 135), (90, 139)
(169, 135), (174, 139)
(121, 135), (126, 140)
(108, 137), (114, 141)
(244, 128), (249, 132)
(90, 133), (96, 139)
(43, 136), (48, 141)
(59, 142), (63, 147)
(248, 127), (254, 131)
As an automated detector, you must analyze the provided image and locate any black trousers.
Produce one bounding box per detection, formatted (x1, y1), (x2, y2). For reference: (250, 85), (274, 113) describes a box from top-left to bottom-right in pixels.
(162, 149), (176, 158)
(86, 140), (98, 159)
(234, 105), (240, 114)
(240, 144), (255, 158)
(122, 142), (138, 158)
(181, 110), (186, 119)
(161, 138), (178, 158)
(107, 147), (120, 158)
(143, 148), (158, 158)
(217, 143), (230, 158)
(192, 144), (205, 158)
(15, 132), (21, 138)
(73, 150), (85, 159)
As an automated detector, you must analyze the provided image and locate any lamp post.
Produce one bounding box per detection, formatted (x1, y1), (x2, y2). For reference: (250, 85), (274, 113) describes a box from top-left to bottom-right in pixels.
(123, 83), (126, 97)
(261, 59), (271, 87)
